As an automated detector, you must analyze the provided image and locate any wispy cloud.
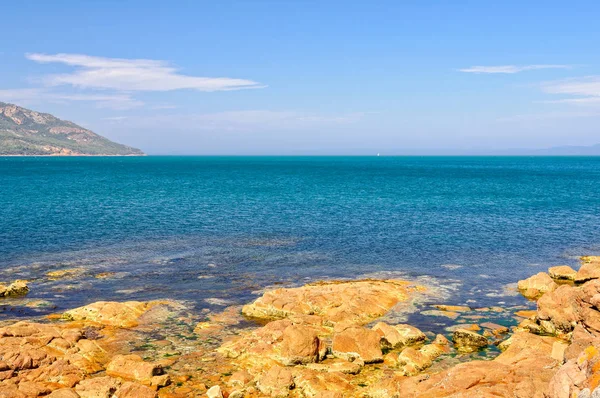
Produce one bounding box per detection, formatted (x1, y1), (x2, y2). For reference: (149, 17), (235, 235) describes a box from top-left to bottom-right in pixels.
(540, 76), (600, 106)
(459, 64), (571, 74)
(0, 88), (142, 110)
(496, 111), (600, 122)
(26, 53), (265, 92)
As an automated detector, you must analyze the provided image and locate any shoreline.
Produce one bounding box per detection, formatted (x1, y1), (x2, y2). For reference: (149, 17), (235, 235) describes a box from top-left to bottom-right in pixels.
(1, 257), (599, 397)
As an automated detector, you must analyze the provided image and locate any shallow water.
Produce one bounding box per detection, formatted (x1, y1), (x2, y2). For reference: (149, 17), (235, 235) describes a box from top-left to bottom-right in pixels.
(2, 156), (600, 332)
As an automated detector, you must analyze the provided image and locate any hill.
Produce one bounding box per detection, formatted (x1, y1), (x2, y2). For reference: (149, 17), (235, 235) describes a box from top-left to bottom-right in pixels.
(0, 102), (144, 156)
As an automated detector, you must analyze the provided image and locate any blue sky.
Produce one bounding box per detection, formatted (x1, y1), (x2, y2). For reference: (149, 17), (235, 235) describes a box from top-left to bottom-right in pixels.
(2, 0), (600, 154)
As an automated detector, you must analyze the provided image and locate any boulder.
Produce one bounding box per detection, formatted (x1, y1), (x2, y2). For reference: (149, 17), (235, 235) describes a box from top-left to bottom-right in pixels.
(517, 272), (558, 299)
(280, 324), (323, 365)
(75, 376), (121, 397)
(256, 365), (295, 397)
(452, 329), (488, 352)
(112, 381), (157, 398)
(332, 326), (383, 363)
(372, 322), (426, 349)
(47, 389), (80, 398)
(549, 265), (577, 281)
(105, 355), (162, 385)
(576, 259), (600, 283)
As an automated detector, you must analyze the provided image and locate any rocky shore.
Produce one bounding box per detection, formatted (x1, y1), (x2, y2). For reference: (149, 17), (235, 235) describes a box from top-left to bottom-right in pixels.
(2, 257), (600, 397)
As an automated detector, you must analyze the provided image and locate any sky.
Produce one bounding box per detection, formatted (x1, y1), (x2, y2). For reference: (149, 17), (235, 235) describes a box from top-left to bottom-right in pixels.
(2, 0), (600, 155)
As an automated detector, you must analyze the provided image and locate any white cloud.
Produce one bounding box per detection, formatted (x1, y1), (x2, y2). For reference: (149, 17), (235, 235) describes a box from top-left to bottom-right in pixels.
(0, 88), (143, 110)
(541, 76), (600, 97)
(540, 76), (600, 106)
(26, 53), (265, 92)
(459, 64), (571, 74)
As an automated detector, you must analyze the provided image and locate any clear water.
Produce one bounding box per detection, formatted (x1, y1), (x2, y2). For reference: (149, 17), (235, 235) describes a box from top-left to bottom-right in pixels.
(2, 156), (600, 325)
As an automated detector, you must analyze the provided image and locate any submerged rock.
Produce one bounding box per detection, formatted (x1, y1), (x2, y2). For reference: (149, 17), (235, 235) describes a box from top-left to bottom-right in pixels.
(0, 280), (29, 298)
(452, 329), (489, 352)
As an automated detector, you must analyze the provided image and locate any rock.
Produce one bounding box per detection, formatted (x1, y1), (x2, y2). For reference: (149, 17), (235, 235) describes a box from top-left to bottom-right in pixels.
(113, 381), (157, 398)
(535, 280), (600, 335)
(549, 265), (577, 281)
(386, 332), (560, 397)
(517, 272), (558, 299)
(419, 309), (460, 319)
(75, 376), (121, 397)
(576, 258), (600, 283)
(228, 370), (253, 387)
(63, 301), (156, 328)
(75, 376), (121, 398)
(47, 268), (86, 280)
(280, 324), (323, 365)
(372, 322), (426, 349)
(106, 355), (162, 385)
(0, 280), (29, 297)
(206, 385), (223, 398)
(444, 323), (481, 332)
(452, 329), (488, 352)
(241, 279), (425, 325)
(432, 304), (471, 312)
(397, 347), (433, 375)
(48, 389), (80, 398)
(256, 365), (295, 397)
(515, 310), (537, 318)
(432, 334), (450, 346)
(293, 369), (353, 397)
(228, 390), (244, 398)
(480, 322), (509, 337)
(306, 359), (362, 375)
(332, 326), (383, 363)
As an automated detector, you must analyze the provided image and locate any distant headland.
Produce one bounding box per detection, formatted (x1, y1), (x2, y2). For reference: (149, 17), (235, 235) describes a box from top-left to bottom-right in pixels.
(0, 102), (144, 156)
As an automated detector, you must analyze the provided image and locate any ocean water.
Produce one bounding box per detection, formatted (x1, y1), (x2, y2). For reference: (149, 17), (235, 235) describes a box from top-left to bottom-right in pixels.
(2, 156), (600, 329)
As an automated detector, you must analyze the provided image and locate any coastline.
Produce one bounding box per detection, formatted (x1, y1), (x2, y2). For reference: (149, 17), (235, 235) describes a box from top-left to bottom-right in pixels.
(2, 257), (599, 397)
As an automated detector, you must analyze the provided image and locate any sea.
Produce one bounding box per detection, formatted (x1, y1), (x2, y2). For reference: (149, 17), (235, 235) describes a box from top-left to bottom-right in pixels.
(2, 156), (600, 332)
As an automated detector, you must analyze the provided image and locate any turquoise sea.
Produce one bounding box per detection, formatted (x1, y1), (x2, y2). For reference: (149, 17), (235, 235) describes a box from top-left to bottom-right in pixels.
(2, 156), (600, 329)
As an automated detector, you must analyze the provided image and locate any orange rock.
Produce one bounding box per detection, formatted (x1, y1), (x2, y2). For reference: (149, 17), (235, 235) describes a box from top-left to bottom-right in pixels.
(256, 365), (294, 397)
(332, 326), (383, 363)
(548, 265), (577, 281)
(576, 258), (600, 283)
(280, 325), (322, 365)
(242, 279), (425, 325)
(75, 376), (121, 397)
(372, 322), (426, 349)
(517, 272), (558, 299)
(113, 381), (158, 398)
(64, 301), (155, 328)
(106, 354), (163, 385)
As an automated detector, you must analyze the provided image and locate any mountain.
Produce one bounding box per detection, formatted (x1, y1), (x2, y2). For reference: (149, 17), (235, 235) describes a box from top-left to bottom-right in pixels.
(531, 144), (600, 156)
(0, 102), (144, 156)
